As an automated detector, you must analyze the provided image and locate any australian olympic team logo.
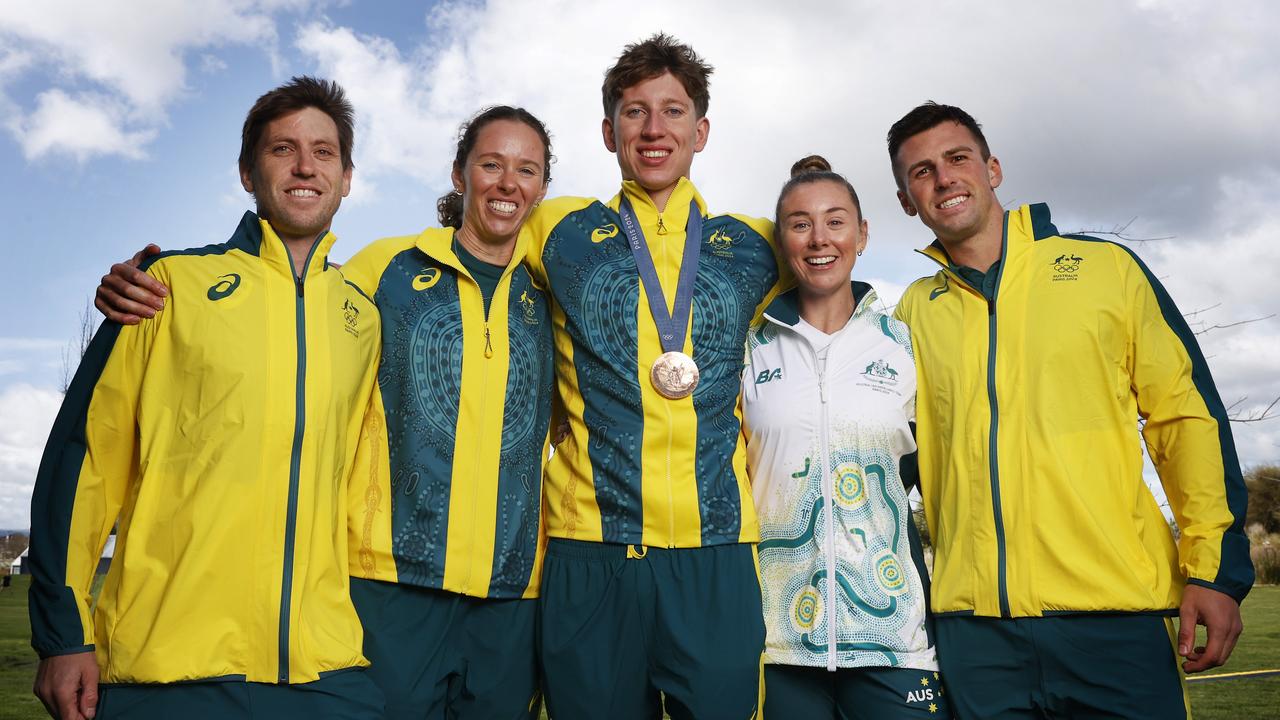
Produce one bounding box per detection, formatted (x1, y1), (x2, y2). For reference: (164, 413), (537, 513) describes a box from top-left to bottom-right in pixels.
(341, 298), (361, 338)
(518, 289), (539, 325)
(834, 463), (867, 508)
(875, 552), (908, 595)
(861, 359), (899, 382)
(706, 229), (739, 257)
(1051, 253), (1084, 281)
(207, 273), (241, 301)
(791, 586), (822, 632)
(591, 223), (619, 243)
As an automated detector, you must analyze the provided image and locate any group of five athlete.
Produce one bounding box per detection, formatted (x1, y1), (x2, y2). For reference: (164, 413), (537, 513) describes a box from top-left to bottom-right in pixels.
(29, 32), (1250, 720)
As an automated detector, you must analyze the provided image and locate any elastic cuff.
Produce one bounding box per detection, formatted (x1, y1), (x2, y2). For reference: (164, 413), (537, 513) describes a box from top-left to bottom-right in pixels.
(37, 643), (95, 660)
(1186, 577), (1247, 604)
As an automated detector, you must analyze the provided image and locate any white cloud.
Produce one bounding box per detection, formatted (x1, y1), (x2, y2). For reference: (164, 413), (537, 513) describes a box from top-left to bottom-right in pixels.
(292, 0), (1280, 468)
(0, 383), (61, 530)
(8, 89), (157, 161)
(0, 0), (296, 161)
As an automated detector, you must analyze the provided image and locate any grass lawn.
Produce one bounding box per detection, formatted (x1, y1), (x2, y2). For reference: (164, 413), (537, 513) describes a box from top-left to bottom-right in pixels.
(0, 575), (43, 720)
(0, 574), (1276, 719)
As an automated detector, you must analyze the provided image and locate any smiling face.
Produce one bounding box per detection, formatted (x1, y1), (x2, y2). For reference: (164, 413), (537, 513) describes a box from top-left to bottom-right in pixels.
(452, 118), (548, 262)
(894, 121), (1003, 247)
(602, 71), (709, 210)
(779, 179), (868, 301)
(240, 106), (351, 245)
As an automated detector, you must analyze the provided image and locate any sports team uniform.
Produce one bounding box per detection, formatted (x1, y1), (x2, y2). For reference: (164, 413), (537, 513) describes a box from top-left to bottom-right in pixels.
(343, 227), (554, 719)
(895, 203), (1253, 719)
(743, 281), (949, 719)
(28, 212), (384, 718)
(523, 178), (785, 719)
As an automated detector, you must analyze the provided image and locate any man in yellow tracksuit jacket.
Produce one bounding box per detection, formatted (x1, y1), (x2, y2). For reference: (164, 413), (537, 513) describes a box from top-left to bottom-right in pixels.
(27, 78), (384, 720)
(888, 102), (1252, 719)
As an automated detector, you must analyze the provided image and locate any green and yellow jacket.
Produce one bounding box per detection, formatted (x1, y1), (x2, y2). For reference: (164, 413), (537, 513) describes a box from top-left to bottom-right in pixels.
(344, 227), (554, 599)
(895, 203), (1252, 618)
(28, 212), (381, 684)
(524, 179), (786, 548)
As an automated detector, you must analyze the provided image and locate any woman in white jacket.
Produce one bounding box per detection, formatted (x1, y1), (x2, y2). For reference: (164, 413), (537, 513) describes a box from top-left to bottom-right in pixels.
(743, 156), (950, 718)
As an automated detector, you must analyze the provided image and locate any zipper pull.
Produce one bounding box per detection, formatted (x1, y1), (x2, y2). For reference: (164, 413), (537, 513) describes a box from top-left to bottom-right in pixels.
(296, 276), (304, 298)
(656, 216), (668, 235)
(819, 372), (829, 403)
(484, 326), (493, 358)
(987, 297), (996, 315)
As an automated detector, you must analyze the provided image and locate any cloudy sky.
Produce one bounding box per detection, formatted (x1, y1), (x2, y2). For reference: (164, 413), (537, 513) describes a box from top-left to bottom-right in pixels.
(1, 0), (1277, 530)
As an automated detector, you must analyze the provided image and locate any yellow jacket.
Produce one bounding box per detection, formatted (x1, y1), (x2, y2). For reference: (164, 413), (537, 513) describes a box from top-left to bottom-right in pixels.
(895, 203), (1252, 618)
(28, 213), (381, 684)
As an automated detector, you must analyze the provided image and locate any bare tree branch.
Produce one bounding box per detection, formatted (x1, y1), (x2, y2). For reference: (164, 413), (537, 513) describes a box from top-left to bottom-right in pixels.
(59, 300), (96, 394)
(1192, 314), (1276, 336)
(1229, 396), (1280, 424)
(1074, 217), (1175, 244)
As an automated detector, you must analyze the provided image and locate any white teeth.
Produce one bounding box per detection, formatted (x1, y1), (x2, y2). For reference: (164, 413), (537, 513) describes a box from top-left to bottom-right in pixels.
(287, 189), (318, 198)
(938, 195), (967, 209)
(641, 150), (669, 158)
(488, 200), (517, 214)
(806, 256), (836, 266)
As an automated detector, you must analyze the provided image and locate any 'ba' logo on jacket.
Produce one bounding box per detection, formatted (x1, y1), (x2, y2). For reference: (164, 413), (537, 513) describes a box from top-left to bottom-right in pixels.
(755, 368), (783, 384)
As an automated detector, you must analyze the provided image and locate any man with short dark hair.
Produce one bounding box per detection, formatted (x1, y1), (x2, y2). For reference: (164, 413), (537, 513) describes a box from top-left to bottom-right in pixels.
(889, 101), (1252, 719)
(523, 34), (784, 719)
(28, 76), (383, 719)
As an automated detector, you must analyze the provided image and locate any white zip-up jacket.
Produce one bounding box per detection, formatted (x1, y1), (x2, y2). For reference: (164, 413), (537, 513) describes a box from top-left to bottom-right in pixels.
(743, 282), (937, 671)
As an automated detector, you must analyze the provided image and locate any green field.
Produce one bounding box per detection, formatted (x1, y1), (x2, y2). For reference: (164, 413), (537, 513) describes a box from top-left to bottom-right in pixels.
(1, 575), (1276, 719)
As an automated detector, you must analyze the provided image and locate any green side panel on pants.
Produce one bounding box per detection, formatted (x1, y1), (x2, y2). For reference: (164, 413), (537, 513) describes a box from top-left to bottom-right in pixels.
(96, 669), (384, 720)
(537, 540), (766, 720)
(934, 614), (1188, 720)
(763, 664), (951, 719)
(350, 577), (540, 720)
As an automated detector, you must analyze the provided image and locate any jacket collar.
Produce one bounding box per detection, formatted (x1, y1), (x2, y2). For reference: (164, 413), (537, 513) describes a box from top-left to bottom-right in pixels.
(413, 224), (531, 281)
(762, 281), (877, 329)
(608, 177), (709, 227)
(916, 202), (1059, 271)
(235, 211), (338, 279)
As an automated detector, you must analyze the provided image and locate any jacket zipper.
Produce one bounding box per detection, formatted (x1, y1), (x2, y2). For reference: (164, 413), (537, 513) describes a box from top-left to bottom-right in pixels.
(916, 219), (1012, 619)
(985, 220), (1011, 618)
(462, 260), (496, 592)
(816, 344), (836, 670)
(278, 235), (322, 683)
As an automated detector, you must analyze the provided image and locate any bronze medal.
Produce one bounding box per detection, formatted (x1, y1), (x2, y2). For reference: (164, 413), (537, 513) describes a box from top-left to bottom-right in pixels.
(650, 351), (700, 399)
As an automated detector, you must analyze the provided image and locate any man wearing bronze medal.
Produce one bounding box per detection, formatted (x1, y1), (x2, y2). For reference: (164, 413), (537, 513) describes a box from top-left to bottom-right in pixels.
(524, 34), (786, 719)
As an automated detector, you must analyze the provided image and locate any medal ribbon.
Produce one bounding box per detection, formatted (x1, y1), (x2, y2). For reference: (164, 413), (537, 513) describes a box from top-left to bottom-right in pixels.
(619, 197), (702, 354)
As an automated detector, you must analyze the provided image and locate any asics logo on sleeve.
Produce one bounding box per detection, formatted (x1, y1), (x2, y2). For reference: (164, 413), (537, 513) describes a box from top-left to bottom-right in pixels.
(207, 273), (241, 301)
(591, 224), (619, 243)
(929, 275), (950, 301)
(412, 268), (442, 291)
